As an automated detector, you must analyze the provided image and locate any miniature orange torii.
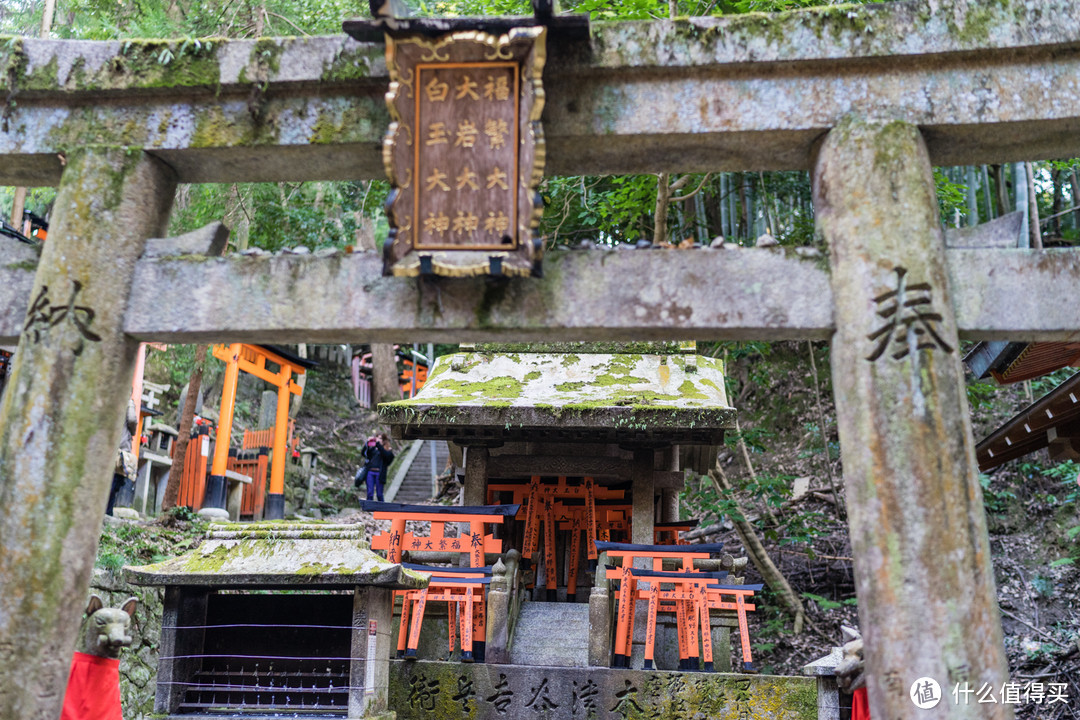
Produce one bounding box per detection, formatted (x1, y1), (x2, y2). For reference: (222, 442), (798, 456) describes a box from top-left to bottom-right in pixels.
(208, 343), (310, 520)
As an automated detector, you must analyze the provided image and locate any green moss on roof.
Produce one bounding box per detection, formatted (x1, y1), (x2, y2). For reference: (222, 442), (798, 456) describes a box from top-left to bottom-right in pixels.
(381, 350), (735, 436)
(476, 341), (687, 355)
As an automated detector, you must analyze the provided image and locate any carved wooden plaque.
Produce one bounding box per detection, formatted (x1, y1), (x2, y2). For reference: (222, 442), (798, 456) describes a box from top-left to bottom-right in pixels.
(382, 28), (546, 277)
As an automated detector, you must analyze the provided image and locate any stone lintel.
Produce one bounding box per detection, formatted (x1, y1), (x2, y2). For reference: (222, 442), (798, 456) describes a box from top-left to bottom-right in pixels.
(1, 246), (1074, 345)
(0, 0), (1078, 184)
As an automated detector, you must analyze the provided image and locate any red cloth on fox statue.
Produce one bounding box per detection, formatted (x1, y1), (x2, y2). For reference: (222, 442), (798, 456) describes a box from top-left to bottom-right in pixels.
(851, 688), (870, 720)
(61, 652), (123, 720)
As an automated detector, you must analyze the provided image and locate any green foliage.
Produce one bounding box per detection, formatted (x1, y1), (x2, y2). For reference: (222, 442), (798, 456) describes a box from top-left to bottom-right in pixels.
(979, 473), (1017, 514)
(801, 592), (856, 611)
(1, 0), (370, 39)
(170, 181), (390, 253)
(965, 380), (998, 413)
(1029, 575), (1055, 599)
(318, 485), (359, 514)
(540, 175), (659, 246)
(686, 470), (826, 548)
(1029, 368), (1075, 398)
(95, 517), (206, 569)
(934, 168), (967, 226)
(569, 0), (667, 20)
(730, 0), (884, 11)
(1016, 459), (1080, 505)
(166, 505), (200, 523)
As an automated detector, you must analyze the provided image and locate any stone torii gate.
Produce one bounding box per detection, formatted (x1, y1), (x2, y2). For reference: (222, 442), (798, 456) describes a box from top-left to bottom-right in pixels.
(1, 1), (1079, 717)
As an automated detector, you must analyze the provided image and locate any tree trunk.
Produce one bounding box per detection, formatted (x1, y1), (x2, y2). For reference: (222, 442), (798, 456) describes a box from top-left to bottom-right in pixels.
(10, 186), (26, 228)
(718, 173), (729, 239)
(371, 344), (401, 404)
(981, 165), (994, 220)
(290, 343), (307, 417)
(1072, 167), (1080, 232)
(740, 173), (752, 240)
(652, 172), (670, 245)
(965, 166), (979, 227)
(990, 164), (1008, 218)
(1050, 169), (1063, 238)
(226, 184), (251, 251)
(162, 344), (208, 511)
(1026, 161), (1042, 249)
(1015, 162), (1029, 247)
(807, 340), (843, 516)
(40, 0), (56, 37)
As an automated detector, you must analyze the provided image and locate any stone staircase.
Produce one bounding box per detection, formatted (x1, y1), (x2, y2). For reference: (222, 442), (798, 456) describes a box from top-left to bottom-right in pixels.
(386, 439), (449, 504)
(509, 601), (590, 667)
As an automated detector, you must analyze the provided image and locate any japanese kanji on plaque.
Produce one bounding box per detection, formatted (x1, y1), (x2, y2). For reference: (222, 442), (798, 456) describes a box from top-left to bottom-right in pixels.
(382, 28), (546, 277)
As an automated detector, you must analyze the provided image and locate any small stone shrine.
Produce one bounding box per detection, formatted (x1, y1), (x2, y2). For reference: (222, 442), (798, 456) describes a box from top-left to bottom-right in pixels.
(126, 524), (427, 718)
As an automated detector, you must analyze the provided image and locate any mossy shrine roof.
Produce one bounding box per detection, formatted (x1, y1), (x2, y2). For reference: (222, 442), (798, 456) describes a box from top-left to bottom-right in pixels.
(124, 524), (429, 590)
(380, 344), (736, 445)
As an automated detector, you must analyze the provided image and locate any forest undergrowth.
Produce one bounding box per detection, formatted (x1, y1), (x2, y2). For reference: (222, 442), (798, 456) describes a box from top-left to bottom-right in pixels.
(688, 342), (1080, 718)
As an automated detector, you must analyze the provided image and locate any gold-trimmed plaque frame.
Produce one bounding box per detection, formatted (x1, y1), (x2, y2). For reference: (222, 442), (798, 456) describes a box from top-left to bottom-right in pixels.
(382, 27), (547, 278)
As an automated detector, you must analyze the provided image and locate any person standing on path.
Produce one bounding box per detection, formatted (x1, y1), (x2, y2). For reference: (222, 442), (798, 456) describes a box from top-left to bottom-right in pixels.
(356, 433), (394, 502)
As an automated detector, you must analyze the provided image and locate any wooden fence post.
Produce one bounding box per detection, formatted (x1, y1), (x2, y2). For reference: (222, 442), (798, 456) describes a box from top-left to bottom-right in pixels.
(813, 117), (1011, 719)
(0, 148), (175, 720)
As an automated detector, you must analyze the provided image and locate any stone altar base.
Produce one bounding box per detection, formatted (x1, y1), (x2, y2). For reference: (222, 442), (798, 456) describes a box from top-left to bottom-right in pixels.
(389, 660), (816, 720)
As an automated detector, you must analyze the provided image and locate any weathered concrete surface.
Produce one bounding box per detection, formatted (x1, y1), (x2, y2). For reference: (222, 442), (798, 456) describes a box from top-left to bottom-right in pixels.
(1, 246), (1072, 345)
(124, 523), (429, 588)
(813, 117), (1010, 719)
(0, 148), (175, 720)
(142, 221), (229, 258)
(389, 660), (817, 720)
(0, 0), (1078, 183)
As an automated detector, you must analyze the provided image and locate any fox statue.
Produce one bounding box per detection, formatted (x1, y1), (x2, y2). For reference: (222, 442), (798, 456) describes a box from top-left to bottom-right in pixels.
(60, 594), (137, 720)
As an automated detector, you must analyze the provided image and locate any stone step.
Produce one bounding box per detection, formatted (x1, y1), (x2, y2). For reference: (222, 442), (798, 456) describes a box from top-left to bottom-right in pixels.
(509, 601), (590, 668)
(388, 440), (449, 504)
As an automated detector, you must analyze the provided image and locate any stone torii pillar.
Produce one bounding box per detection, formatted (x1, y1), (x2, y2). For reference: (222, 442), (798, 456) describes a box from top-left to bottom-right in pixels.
(813, 117), (1010, 720)
(0, 148), (176, 720)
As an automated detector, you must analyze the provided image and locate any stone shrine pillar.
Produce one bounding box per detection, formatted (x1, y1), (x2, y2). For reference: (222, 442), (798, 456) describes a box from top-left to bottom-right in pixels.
(0, 148), (176, 720)
(464, 445), (489, 507)
(813, 117), (1010, 719)
(349, 586), (394, 718)
(630, 448), (655, 546)
(629, 447), (656, 668)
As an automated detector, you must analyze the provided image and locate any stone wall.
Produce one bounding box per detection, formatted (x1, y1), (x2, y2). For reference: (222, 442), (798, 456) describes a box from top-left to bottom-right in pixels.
(88, 569), (164, 720)
(389, 660), (817, 720)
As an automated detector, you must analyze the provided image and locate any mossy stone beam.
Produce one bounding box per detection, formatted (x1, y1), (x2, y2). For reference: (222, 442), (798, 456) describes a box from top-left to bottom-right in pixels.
(813, 117), (1010, 719)
(2, 246), (1078, 345)
(0, 0), (1079, 184)
(0, 147), (175, 720)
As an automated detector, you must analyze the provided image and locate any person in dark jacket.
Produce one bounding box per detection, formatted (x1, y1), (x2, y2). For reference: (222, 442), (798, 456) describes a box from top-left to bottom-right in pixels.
(355, 433), (394, 502)
(106, 398), (138, 516)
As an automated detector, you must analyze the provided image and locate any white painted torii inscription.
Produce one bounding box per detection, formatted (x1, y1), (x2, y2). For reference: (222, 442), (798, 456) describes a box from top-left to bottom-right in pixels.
(3, 1), (1080, 717)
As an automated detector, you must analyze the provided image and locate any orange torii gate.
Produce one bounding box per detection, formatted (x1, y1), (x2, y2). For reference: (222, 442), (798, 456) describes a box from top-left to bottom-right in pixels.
(206, 343), (313, 520)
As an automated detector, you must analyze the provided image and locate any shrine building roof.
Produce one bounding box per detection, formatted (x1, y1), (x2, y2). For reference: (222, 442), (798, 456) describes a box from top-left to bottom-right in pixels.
(380, 343), (735, 445)
(124, 524), (429, 590)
